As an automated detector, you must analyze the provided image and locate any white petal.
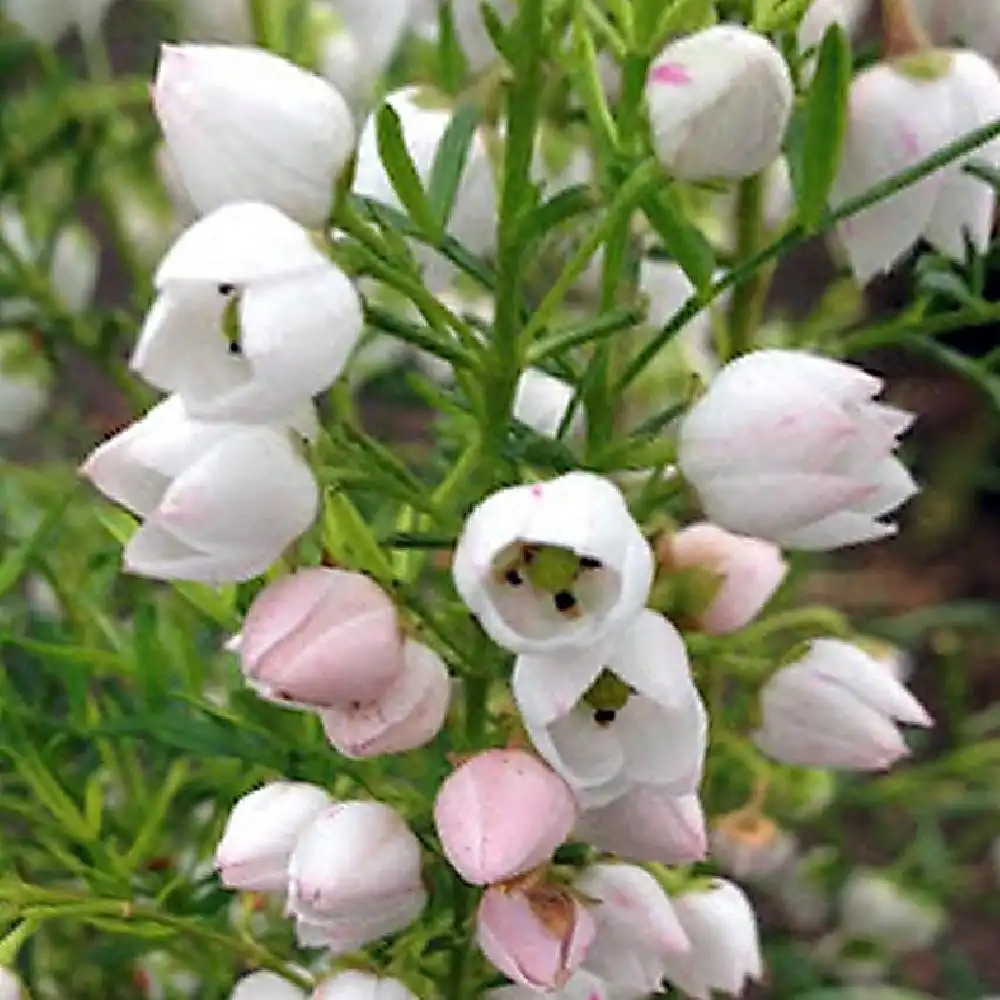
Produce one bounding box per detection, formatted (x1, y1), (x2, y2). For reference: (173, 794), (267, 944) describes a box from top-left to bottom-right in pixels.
(610, 610), (694, 709)
(512, 649), (605, 725)
(774, 511), (896, 550)
(156, 202), (329, 286)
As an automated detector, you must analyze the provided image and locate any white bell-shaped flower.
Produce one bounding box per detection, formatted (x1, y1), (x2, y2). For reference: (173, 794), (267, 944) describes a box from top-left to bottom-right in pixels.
(353, 86), (497, 291)
(485, 971), (608, 1000)
(287, 801), (426, 953)
(646, 25), (794, 181)
(832, 51), (1000, 283)
(577, 863), (691, 996)
(80, 396), (319, 582)
(660, 880), (764, 1000)
(214, 781), (333, 892)
(576, 787), (708, 865)
(230, 971), (306, 1000)
(153, 44), (354, 226)
(752, 638), (933, 769)
(678, 349), (918, 549)
(313, 971), (418, 1000)
(452, 472), (654, 655)
(839, 869), (945, 953)
(514, 610), (707, 809)
(132, 202), (362, 427)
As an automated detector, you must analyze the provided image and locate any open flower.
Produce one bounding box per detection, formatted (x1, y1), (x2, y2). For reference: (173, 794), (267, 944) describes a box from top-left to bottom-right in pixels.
(153, 44), (354, 226)
(319, 638), (452, 757)
(752, 638), (933, 769)
(660, 880), (763, 1000)
(434, 749), (577, 886)
(287, 801), (426, 953)
(678, 349), (918, 549)
(80, 396), (318, 582)
(132, 202), (363, 428)
(576, 787), (708, 865)
(232, 567), (407, 710)
(514, 610), (707, 809)
(453, 472), (653, 655)
(215, 781), (332, 892)
(577, 863), (690, 996)
(646, 25), (793, 180)
(477, 884), (596, 991)
(832, 51), (1000, 282)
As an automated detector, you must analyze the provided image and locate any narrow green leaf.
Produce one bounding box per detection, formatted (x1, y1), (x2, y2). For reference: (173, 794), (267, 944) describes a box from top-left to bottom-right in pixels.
(375, 104), (440, 240)
(640, 188), (716, 290)
(479, 1), (516, 64)
(517, 183), (598, 251)
(427, 103), (481, 231)
(796, 24), (852, 229)
(0, 486), (74, 600)
(528, 306), (643, 362)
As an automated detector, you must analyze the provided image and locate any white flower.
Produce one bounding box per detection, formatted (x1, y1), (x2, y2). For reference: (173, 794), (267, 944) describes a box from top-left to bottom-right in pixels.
(314, 0), (414, 102)
(678, 349), (918, 549)
(153, 44), (355, 226)
(313, 971), (418, 1000)
(0, 332), (51, 436)
(638, 259), (719, 381)
(576, 787), (708, 865)
(832, 52), (1000, 283)
(514, 610), (707, 809)
(214, 781), (332, 893)
(80, 396), (319, 582)
(660, 880), (764, 1000)
(0, 208), (98, 323)
(230, 971), (306, 1000)
(709, 812), (797, 883)
(0, 969), (24, 1000)
(453, 472), (654, 655)
(513, 369), (582, 438)
(353, 86), (497, 291)
(132, 202), (362, 427)
(287, 801), (426, 953)
(578, 863), (691, 996)
(752, 638), (933, 769)
(2, 0), (111, 41)
(839, 870), (946, 952)
(646, 26), (794, 181)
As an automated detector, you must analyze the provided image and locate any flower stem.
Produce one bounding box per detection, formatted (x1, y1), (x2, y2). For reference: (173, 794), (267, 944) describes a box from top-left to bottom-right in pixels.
(725, 172), (770, 360)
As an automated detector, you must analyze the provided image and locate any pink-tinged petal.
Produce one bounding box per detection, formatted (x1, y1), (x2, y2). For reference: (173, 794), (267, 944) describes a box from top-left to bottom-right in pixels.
(434, 749), (577, 885)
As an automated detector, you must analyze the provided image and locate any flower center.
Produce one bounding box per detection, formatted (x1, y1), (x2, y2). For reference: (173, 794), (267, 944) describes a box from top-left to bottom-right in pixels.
(583, 670), (632, 726)
(496, 544), (604, 620)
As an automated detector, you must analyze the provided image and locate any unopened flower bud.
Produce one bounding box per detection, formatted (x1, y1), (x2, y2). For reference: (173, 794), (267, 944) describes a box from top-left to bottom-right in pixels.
(287, 801), (426, 953)
(230, 971), (306, 1000)
(646, 26), (793, 181)
(752, 639), (933, 770)
(319, 639), (451, 758)
(233, 568), (407, 709)
(660, 523), (787, 634)
(434, 749), (577, 885)
(312, 970), (418, 1000)
(839, 869), (945, 953)
(214, 781), (332, 892)
(153, 44), (354, 226)
(477, 884), (596, 991)
(661, 879), (763, 1000)
(709, 810), (796, 882)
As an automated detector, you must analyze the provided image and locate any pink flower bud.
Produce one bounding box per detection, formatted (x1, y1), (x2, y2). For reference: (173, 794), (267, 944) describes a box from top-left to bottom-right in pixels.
(319, 639), (451, 759)
(665, 523), (787, 634)
(287, 801), (426, 953)
(434, 749), (577, 885)
(233, 567), (406, 709)
(214, 781), (332, 892)
(477, 885), (596, 991)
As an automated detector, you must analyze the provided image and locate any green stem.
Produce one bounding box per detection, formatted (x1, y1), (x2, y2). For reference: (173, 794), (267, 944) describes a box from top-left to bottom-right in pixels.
(725, 173), (769, 360)
(619, 114), (1000, 389)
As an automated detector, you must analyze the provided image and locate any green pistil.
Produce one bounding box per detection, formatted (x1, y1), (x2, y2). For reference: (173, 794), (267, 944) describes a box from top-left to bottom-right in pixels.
(522, 545), (581, 593)
(583, 670), (631, 713)
(221, 296), (241, 352)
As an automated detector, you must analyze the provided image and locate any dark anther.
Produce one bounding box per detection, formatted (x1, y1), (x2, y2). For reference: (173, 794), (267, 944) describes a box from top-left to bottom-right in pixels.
(554, 590), (576, 612)
(521, 546), (536, 564)
(218, 283), (236, 295)
(505, 569), (523, 587)
(579, 556), (602, 569)
(227, 341), (242, 355)
(593, 708), (617, 725)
